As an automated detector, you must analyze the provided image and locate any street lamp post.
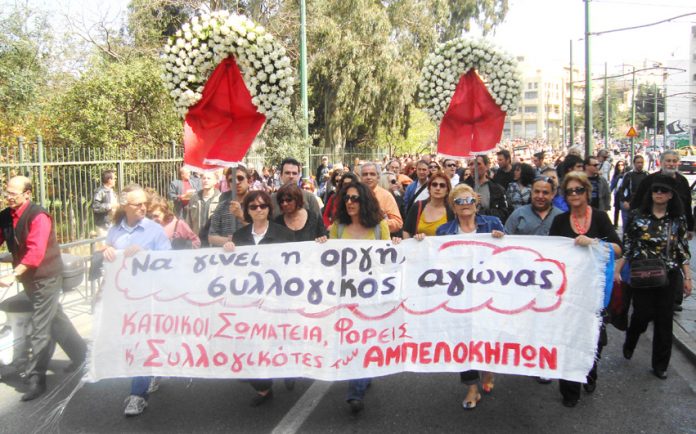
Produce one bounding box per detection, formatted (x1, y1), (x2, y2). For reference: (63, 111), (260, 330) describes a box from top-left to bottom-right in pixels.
(663, 71), (668, 148)
(654, 82), (658, 149)
(299, 0), (309, 176)
(631, 66), (636, 161)
(603, 62), (609, 149)
(569, 40), (574, 148)
(584, 0), (593, 157)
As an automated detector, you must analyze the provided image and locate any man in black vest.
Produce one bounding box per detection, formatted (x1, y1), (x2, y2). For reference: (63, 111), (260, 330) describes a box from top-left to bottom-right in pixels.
(0, 176), (87, 401)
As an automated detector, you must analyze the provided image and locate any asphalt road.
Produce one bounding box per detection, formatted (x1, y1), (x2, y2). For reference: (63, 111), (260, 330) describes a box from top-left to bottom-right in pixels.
(1, 324), (695, 434)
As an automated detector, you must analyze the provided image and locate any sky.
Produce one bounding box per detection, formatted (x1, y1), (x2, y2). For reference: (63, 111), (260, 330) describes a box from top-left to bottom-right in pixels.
(20, 0), (696, 83)
(478, 0), (695, 75)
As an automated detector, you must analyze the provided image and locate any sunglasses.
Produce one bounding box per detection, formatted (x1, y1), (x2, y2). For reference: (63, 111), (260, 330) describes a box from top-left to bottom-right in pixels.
(446, 163), (457, 168)
(343, 194), (360, 203)
(227, 175), (247, 183)
(248, 204), (269, 211)
(279, 197), (295, 204)
(652, 186), (671, 194)
(565, 187), (587, 196)
(429, 165), (438, 169)
(430, 182), (447, 189)
(454, 197), (476, 206)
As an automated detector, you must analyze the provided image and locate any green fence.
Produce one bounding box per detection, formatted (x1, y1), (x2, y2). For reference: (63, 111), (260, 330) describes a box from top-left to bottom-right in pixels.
(0, 138), (183, 244)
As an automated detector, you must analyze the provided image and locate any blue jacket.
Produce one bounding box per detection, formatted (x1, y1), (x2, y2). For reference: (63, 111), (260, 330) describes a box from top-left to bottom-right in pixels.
(436, 215), (504, 235)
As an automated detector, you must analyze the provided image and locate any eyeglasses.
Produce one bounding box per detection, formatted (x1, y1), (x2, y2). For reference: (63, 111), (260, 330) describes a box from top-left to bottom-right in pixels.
(390, 179), (397, 184)
(279, 197), (295, 204)
(248, 204), (269, 211)
(454, 197), (476, 205)
(343, 194), (360, 203)
(565, 187), (587, 196)
(430, 182), (447, 189)
(3, 190), (26, 198)
(446, 163), (457, 168)
(128, 202), (147, 208)
(651, 186), (671, 194)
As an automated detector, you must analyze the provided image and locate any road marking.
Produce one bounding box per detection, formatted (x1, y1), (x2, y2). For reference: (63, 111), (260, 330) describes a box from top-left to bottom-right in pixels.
(271, 380), (332, 434)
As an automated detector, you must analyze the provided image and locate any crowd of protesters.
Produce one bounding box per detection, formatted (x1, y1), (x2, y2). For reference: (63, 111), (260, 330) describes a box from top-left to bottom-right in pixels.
(81, 143), (694, 416)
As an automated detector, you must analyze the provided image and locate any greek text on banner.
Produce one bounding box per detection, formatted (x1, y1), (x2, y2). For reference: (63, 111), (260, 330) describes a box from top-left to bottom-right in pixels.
(88, 235), (611, 383)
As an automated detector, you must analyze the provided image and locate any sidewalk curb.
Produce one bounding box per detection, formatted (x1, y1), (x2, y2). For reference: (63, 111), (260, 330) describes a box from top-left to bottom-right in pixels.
(673, 319), (696, 366)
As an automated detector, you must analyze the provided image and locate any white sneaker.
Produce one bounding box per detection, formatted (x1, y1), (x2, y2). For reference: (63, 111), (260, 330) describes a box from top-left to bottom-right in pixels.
(147, 377), (160, 394)
(124, 395), (148, 416)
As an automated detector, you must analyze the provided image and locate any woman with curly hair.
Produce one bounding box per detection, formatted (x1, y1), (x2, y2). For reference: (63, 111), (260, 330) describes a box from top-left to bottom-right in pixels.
(505, 163), (536, 210)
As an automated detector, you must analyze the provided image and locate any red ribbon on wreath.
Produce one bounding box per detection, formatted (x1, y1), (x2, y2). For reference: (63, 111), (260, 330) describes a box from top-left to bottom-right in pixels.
(183, 57), (266, 170)
(437, 70), (506, 157)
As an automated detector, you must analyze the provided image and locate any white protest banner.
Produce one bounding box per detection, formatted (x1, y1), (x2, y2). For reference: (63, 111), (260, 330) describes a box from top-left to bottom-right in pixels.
(88, 235), (612, 383)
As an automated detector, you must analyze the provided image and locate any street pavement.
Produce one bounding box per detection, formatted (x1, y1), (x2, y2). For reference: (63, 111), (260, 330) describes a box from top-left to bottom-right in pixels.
(1, 242), (696, 433)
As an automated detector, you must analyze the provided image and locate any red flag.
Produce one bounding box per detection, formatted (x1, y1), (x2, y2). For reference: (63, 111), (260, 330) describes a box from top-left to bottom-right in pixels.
(183, 57), (266, 170)
(438, 70), (506, 158)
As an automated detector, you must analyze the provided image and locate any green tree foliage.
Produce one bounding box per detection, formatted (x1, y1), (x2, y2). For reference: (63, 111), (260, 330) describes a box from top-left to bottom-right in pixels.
(634, 83), (664, 134)
(46, 57), (181, 148)
(258, 108), (312, 168)
(591, 79), (630, 139)
(0, 5), (52, 138)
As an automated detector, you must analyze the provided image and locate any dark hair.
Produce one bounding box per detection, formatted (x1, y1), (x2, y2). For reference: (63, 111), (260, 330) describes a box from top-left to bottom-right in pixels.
(496, 149), (511, 161)
(534, 151), (545, 160)
(638, 180), (683, 216)
(335, 182), (382, 228)
(428, 171), (452, 195)
(518, 163), (537, 187)
(633, 155), (644, 163)
(225, 165), (250, 180)
(276, 182), (304, 210)
(330, 168), (343, 185)
(477, 155), (490, 167)
(583, 156), (598, 166)
(101, 169), (115, 184)
(613, 161), (626, 178)
(341, 172), (359, 185)
(242, 190), (272, 223)
(280, 158), (302, 174)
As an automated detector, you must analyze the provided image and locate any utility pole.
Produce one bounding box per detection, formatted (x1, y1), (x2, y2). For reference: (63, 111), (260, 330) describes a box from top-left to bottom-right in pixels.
(663, 71), (668, 148)
(603, 62), (609, 149)
(584, 0), (593, 156)
(299, 0), (309, 176)
(630, 66), (636, 162)
(653, 83), (658, 148)
(569, 40), (574, 147)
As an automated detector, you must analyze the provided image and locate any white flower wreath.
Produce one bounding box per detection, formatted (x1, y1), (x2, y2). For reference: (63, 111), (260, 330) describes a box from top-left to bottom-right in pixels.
(418, 38), (522, 122)
(161, 10), (294, 123)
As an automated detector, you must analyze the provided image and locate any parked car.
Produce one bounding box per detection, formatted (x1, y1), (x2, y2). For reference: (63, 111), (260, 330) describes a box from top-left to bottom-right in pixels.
(679, 155), (696, 174)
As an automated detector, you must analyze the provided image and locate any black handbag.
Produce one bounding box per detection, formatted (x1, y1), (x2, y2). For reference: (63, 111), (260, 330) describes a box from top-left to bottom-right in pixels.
(629, 221), (671, 289)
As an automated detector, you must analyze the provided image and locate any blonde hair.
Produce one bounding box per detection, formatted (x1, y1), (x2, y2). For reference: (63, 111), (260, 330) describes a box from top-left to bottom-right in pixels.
(561, 171), (592, 201)
(448, 183), (476, 209)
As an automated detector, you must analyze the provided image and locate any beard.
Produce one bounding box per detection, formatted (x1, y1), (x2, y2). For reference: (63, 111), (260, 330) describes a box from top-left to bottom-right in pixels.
(661, 168), (677, 177)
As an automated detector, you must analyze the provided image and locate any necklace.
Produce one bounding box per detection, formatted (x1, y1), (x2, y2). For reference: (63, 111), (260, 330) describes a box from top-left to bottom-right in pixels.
(571, 206), (591, 235)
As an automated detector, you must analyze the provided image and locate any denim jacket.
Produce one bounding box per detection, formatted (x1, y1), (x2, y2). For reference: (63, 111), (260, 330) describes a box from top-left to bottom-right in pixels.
(436, 214), (504, 235)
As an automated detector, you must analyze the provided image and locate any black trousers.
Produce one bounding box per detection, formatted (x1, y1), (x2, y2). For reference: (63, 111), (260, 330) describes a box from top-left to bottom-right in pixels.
(24, 276), (87, 378)
(559, 321), (607, 402)
(625, 269), (680, 372)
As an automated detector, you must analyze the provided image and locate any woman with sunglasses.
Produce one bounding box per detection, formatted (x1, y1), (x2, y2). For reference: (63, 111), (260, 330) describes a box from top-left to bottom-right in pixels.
(435, 184), (504, 410)
(275, 183), (327, 241)
(320, 181), (402, 414)
(549, 171), (621, 408)
(615, 174), (691, 380)
(223, 190), (295, 407)
(403, 171), (454, 238)
(322, 172), (358, 228)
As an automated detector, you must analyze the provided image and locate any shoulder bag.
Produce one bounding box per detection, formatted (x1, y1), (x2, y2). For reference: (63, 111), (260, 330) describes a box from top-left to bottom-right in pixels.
(629, 221), (671, 289)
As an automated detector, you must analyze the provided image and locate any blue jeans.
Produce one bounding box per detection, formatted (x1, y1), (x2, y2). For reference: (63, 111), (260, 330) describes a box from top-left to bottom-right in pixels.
(346, 378), (371, 401)
(130, 376), (151, 398)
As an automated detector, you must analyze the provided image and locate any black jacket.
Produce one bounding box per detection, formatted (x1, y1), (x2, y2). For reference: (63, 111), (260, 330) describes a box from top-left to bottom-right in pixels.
(232, 221), (295, 246)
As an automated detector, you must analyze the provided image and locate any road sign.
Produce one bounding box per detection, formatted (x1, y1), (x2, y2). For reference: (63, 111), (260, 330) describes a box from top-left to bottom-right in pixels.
(626, 126), (639, 138)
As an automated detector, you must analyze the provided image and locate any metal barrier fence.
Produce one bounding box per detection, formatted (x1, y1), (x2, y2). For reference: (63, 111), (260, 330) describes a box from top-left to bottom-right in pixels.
(0, 138), (183, 244)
